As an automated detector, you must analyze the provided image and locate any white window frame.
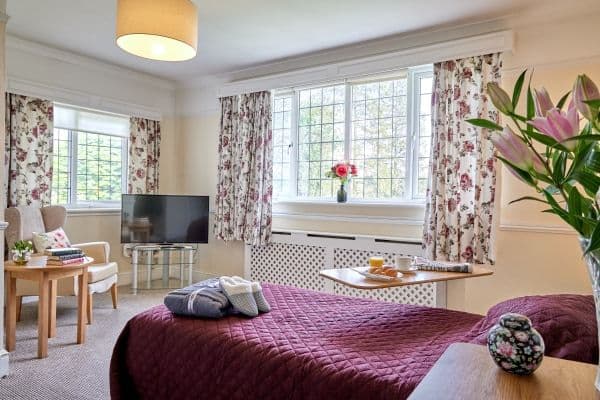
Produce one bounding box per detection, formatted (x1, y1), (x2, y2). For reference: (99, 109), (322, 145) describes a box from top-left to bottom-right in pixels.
(409, 66), (434, 200)
(55, 129), (128, 209)
(273, 65), (433, 204)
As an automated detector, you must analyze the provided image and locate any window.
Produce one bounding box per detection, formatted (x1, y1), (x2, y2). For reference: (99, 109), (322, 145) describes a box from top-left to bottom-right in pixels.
(52, 105), (129, 208)
(272, 66), (433, 202)
(272, 95), (293, 197)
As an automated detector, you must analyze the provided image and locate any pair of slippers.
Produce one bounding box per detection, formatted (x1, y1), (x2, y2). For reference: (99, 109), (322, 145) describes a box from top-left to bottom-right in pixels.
(219, 276), (271, 317)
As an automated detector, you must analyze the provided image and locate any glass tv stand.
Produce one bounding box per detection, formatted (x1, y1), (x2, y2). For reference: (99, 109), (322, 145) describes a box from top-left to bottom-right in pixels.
(130, 244), (196, 294)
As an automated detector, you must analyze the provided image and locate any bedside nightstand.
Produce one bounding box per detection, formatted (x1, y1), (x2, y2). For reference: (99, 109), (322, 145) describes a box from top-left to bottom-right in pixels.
(408, 343), (599, 399)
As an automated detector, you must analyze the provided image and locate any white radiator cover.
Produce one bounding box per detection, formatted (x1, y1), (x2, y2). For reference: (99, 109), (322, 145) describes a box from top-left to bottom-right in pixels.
(245, 231), (445, 307)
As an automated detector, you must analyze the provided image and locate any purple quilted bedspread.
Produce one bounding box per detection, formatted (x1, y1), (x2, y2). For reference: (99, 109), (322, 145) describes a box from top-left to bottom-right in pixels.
(110, 285), (596, 400)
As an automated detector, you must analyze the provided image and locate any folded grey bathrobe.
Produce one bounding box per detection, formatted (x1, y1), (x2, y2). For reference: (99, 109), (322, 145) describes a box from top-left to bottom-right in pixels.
(163, 278), (231, 318)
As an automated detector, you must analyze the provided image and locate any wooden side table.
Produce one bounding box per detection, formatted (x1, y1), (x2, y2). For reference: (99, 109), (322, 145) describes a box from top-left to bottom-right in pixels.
(319, 266), (493, 289)
(4, 256), (94, 358)
(408, 343), (599, 399)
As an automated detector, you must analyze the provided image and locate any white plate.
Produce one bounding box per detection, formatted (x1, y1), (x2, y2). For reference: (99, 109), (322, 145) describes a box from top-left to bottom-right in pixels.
(352, 268), (403, 281)
(396, 266), (418, 274)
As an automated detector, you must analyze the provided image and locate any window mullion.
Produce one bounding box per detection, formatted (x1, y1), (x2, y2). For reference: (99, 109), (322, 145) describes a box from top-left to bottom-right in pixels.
(343, 82), (352, 198)
(343, 83), (351, 161)
(70, 131), (78, 206)
(410, 71), (423, 200)
(290, 92), (299, 198)
(406, 71), (416, 201)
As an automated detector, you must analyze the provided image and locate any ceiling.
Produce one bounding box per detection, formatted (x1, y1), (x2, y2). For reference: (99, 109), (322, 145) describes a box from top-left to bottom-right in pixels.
(3, 0), (585, 83)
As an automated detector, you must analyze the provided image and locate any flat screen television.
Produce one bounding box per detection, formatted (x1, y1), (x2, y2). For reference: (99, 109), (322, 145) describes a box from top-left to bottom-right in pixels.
(121, 194), (209, 244)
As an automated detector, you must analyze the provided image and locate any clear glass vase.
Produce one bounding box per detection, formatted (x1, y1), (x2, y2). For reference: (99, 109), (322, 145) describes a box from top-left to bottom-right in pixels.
(11, 249), (31, 265)
(580, 237), (600, 392)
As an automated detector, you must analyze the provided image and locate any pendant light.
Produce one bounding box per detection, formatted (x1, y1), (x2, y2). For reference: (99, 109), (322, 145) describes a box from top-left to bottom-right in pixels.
(116, 0), (198, 62)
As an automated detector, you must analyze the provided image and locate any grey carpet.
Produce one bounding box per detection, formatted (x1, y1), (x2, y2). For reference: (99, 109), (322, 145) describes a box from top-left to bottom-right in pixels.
(0, 287), (168, 400)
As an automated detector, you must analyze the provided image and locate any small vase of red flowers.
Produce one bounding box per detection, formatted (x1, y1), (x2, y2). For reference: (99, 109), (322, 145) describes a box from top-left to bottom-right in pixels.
(325, 162), (358, 203)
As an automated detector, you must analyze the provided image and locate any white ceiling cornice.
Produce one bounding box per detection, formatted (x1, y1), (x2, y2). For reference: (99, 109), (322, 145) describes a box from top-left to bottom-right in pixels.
(216, 30), (514, 97)
(7, 35), (177, 91)
(178, 3), (600, 90)
(180, 18), (510, 90)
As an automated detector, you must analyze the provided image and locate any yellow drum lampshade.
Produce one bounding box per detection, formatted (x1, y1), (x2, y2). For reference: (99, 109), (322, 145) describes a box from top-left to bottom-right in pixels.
(116, 0), (198, 62)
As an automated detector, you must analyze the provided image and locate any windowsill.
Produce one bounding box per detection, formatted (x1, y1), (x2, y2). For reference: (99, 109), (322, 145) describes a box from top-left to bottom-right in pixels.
(272, 198), (426, 226)
(273, 198), (426, 209)
(66, 207), (121, 216)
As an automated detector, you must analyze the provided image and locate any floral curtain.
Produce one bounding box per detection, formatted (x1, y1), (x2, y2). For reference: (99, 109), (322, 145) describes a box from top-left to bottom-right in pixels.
(422, 53), (502, 264)
(214, 91), (273, 246)
(128, 117), (161, 194)
(4, 93), (54, 207)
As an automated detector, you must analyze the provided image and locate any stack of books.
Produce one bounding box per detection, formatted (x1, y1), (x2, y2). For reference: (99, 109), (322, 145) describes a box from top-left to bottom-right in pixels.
(45, 248), (86, 266)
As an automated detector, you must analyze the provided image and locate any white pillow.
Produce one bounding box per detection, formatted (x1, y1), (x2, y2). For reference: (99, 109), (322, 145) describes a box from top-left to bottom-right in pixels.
(32, 227), (72, 253)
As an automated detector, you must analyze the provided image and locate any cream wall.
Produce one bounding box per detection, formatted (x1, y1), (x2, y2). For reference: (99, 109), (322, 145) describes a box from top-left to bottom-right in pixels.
(177, 10), (600, 314)
(177, 113), (245, 277)
(5, 37), (178, 285)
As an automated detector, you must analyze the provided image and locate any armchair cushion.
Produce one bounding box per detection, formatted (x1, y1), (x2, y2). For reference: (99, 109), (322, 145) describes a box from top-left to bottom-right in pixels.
(32, 227), (72, 252)
(73, 242), (110, 264)
(88, 262), (118, 283)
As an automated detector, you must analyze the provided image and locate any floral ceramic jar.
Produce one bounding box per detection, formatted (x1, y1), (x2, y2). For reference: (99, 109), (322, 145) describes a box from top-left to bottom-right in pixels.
(487, 313), (545, 375)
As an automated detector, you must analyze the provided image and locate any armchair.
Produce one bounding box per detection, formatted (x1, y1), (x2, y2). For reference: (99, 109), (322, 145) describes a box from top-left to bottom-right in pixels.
(5, 206), (118, 324)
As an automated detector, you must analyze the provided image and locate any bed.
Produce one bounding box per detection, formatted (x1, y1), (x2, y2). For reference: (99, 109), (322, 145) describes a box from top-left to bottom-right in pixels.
(110, 284), (597, 400)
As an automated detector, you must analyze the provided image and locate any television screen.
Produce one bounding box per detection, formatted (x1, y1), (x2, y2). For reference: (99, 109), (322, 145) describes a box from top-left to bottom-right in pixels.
(121, 194), (209, 244)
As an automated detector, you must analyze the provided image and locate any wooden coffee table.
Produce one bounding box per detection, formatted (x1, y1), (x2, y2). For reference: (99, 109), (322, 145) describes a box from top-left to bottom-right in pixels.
(4, 256), (94, 358)
(319, 266), (493, 289)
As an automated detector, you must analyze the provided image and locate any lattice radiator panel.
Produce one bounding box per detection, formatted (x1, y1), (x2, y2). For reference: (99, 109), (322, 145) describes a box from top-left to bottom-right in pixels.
(245, 232), (443, 307)
(249, 242), (326, 291)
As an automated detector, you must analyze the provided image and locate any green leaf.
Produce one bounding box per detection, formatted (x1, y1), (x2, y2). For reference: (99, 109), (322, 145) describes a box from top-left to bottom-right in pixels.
(585, 145), (600, 171)
(584, 222), (600, 255)
(508, 196), (547, 205)
(510, 113), (528, 123)
(512, 70), (527, 108)
(566, 186), (583, 232)
(466, 119), (503, 131)
(551, 151), (566, 184)
(556, 91), (571, 110)
(496, 155), (537, 186)
(527, 86), (535, 120)
(584, 99), (600, 108)
(560, 135), (600, 144)
(571, 170), (600, 195)
(536, 175), (554, 185)
(523, 125), (560, 147)
(568, 140), (594, 176)
(541, 188), (576, 230)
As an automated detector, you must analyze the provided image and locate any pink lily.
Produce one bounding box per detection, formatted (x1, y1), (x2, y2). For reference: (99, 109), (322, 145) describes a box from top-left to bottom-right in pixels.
(491, 126), (546, 174)
(573, 74), (600, 121)
(533, 87), (553, 117)
(529, 102), (579, 150)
